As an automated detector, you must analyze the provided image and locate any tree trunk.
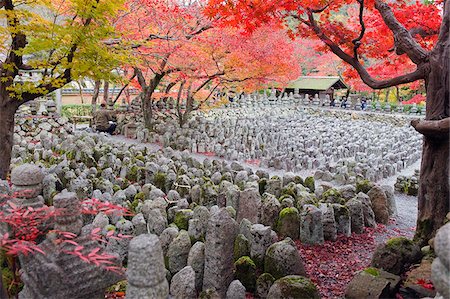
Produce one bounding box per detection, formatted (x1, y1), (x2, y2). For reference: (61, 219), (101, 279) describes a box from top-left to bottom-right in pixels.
(414, 35), (449, 245)
(76, 80), (85, 104)
(141, 90), (153, 129)
(91, 80), (101, 113)
(103, 81), (109, 103)
(0, 100), (18, 180)
(385, 88), (390, 102)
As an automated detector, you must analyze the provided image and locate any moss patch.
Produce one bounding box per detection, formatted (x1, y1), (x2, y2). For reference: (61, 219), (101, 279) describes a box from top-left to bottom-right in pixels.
(279, 207), (298, 219)
(356, 179), (373, 194)
(113, 185), (121, 193)
(363, 267), (380, 277)
(173, 209), (193, 230)
(321, 188), (342, 203)
(107, 280), (127, 293)
(386, 237), (414, 249)
(234, 234), (251, 261)
(235, 256), (257, 291)
(303, 177), (315, 192)
(2, 267), (23, 297)
(153, 172), (167, 192)
(274, 275), (320, 299)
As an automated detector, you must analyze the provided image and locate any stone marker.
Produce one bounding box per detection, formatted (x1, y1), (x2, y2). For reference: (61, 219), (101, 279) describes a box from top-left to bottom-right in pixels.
(264, 238), (306, 279)
(170, 266), (196, 299)
(19, 191), (123, 299)
(126, 234), (169, 299)
(203, 208), (239, 297)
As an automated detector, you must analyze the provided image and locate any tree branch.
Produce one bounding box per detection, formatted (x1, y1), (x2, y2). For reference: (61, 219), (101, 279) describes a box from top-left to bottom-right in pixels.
(3, 0), (27, 78)
(134, 67), (147, 88)
(411, 117), (450, 139)
(113, 72), (136, 104)
(374, 0), (429, 64)
(11, 0), (101, 105)
(306, 10), (427, 89)
(193, 83), (219, 111)
(352, 0), (365, 59)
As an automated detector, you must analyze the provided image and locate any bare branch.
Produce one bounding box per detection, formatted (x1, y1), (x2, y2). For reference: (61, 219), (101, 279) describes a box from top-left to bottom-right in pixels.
(306, 10), (427, 89)
(375, 0), (429, 64)
(351, 0), (365, 59)
(113, 72), (137, 104)
(193, 83), (219, 111)
(411, 118), (450, 139)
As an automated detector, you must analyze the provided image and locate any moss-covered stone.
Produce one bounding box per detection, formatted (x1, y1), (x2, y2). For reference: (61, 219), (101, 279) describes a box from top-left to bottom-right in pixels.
(135, 155), (145, 162)
(333, 204), (350, 218)
(264, 238), (306, 280)
(321, 188), (342, 204)
(93, 149), (103, 162)
(235, 256), (257, 291)
(267, 275), (320, 299)
(277, 207), (300, 240)
(234, 234), (251, 261)
(303, 177), (315, 192)
(128, 192), (145, 213)
(126, 165), (140, 182)
(225, 206), (236, 219)
(386, 237), (414, 248)
(259, 178), (268, 196)
(80, 152), (96, 168)
(66, 150), (76, 161)
(256, 273), (276, 299)
(363, 267), (380, 277)
(173, 209), (193, 230)
(134, 192), (145, 201)
(281, 182), (297, 199)
(356, 179), (374, 194)
(106, 280), (128, 293)
(406, 182), (418, 196)
(293, 176), (304, 185)
(371, 237), (422, 275)
(153, 172), (167, 192)
(113, 185), (121, 193)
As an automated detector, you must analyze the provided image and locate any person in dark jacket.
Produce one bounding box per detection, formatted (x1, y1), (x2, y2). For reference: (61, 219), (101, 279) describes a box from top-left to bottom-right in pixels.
(94, 103), (117, 134)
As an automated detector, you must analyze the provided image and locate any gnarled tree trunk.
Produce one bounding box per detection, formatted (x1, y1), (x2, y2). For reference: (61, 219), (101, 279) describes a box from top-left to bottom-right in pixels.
(413, 30), (450, 245)
(0, 97), (18, 180)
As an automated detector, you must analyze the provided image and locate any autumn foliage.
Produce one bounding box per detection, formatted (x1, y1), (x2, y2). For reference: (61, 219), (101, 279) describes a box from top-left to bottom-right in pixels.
(0, 192), (130, 296)
(205, 0), (442, 90)
(115, 0), (301, 122)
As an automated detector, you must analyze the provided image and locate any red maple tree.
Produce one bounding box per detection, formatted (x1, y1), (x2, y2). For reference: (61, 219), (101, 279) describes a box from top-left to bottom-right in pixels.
(206, 0), (449, 244)
(116, 0), (300, 127)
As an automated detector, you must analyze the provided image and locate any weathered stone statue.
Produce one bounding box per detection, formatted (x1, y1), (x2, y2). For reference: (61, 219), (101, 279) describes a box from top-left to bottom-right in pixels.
(19, 191), (123, 299)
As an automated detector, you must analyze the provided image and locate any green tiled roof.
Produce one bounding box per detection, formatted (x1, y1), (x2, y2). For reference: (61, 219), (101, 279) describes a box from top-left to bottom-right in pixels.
(286, 76), (347, 90)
